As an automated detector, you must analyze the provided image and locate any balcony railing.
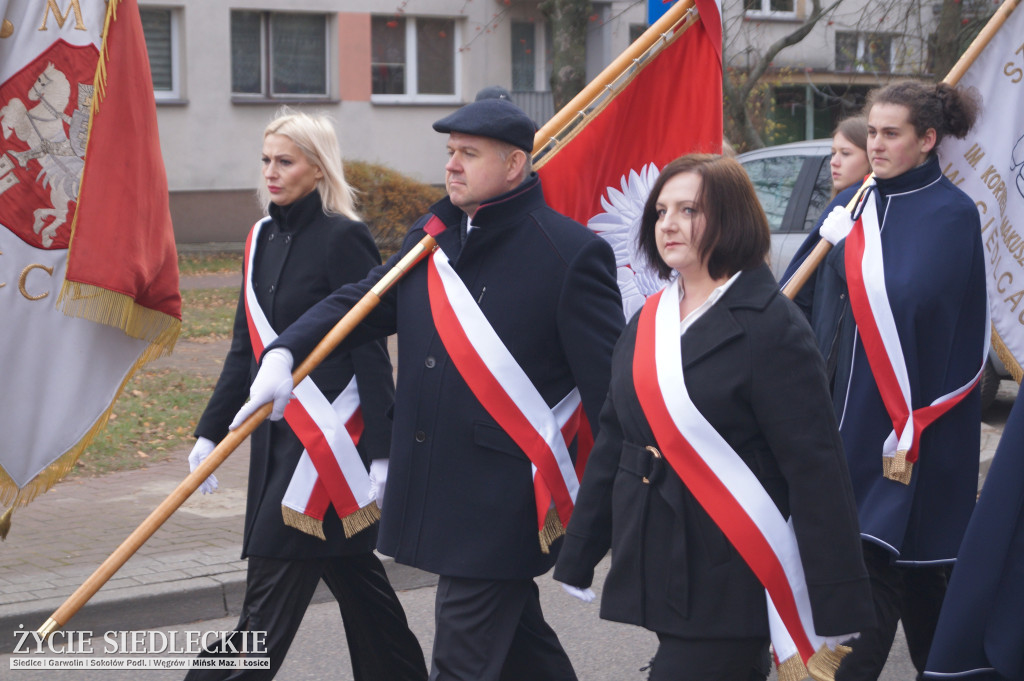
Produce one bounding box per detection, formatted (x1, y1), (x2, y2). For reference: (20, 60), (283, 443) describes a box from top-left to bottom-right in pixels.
(511, 90), (555, 127)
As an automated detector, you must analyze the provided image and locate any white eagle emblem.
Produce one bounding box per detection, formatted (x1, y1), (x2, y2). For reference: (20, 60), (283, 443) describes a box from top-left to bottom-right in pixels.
(587, 162), (671, 320)
(1, 62), (92, 247)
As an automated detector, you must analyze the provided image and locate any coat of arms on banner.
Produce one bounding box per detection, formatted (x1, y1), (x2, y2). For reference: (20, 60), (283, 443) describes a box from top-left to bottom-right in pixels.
(0, 40), (97, 250)
(587, 163), (669, 319)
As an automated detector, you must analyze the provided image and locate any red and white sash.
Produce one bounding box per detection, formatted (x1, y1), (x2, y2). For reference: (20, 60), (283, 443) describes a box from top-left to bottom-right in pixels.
(844, 185), (986, 484)
(633, 283), (850, 681)
(423, 217), (588, 552)
(243, 220), (378, 539)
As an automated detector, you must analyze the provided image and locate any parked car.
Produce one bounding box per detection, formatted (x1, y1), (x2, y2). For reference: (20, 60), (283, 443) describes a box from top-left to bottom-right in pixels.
(737, 139), (1010, 410)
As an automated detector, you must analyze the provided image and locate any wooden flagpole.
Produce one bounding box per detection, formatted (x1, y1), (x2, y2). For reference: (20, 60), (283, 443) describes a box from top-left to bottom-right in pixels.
(532, 0), (699, 160)
(782, 0), (1022, 300)
(36, 235), (437, 638)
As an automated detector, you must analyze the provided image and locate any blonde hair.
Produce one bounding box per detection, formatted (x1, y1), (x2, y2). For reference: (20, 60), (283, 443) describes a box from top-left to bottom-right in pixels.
(259, 109), (361, 221)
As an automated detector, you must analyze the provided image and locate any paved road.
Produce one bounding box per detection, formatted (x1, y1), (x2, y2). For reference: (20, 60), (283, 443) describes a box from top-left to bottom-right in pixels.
(2, 556), (923, 680)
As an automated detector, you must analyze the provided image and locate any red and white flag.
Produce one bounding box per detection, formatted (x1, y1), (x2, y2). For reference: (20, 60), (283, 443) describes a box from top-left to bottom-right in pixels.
(536, 0), (722, 318)
(0, 0), (180, 508)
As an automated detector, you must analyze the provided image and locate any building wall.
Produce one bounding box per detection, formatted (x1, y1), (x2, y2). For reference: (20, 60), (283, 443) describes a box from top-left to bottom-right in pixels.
(139, 0), (645, 242)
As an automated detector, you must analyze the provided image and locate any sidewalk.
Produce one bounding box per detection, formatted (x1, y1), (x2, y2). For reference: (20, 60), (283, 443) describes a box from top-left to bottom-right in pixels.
(0, 265), (1014, 652)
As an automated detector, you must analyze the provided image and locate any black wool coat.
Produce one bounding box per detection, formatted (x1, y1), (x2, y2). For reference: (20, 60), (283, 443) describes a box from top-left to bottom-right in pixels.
(554, 264), (874, 639)
(195, 190), (394, 559)
(270, 174), (626, 579)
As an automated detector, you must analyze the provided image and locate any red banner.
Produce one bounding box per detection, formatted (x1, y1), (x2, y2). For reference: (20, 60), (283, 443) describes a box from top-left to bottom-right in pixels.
(536, 0), (722, 315)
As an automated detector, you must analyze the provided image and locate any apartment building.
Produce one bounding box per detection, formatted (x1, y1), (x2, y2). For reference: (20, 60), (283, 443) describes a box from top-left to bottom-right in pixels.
(136, 0), (645, 241)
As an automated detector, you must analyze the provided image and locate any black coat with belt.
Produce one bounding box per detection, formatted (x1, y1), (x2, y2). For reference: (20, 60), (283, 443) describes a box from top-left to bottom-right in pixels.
(195, 190), (394, 559)
(554, 264), (874, 639)
(270, 174), (625, 580)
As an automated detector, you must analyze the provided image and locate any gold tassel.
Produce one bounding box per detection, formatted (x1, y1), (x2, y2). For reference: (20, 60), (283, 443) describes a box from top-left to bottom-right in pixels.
(806, 644), (852, 681)
(281, 506), (326, 540)
(341, 502), (381, 538)
(992, 326), (1023, 383)
(0, 506), (13, 541)
(882, 450), (913, 485)
(538, 506), (565, 554)
(776, 653), (810, 681)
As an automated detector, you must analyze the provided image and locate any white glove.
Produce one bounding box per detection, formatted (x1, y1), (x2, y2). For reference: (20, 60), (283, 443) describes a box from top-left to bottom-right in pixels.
(229, 348), (295, 430)
(188, 437), (219, 494)
(560, 583), (595, 603)
(819, 206), (855, 245)
(369, 459), (389, 506)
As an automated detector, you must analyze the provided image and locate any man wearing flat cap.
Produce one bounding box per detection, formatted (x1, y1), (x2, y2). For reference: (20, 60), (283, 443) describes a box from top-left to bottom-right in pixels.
(235, 98), (624, 680)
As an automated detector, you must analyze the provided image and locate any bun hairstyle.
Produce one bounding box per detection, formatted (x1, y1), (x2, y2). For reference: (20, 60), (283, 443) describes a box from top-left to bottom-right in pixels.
(865, 80), (980, 146)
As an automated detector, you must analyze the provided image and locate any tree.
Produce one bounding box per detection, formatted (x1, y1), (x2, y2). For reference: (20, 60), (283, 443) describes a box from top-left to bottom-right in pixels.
(723, 0), (844, 150)
(541, 0), (593, 110)
(721, 0), (997, 151)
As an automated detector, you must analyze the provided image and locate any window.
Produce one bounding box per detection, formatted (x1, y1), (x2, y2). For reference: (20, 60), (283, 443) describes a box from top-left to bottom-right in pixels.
(835, 32), (893, 73)
(139, 7), (181, 100)
(744, 0), (795, 17)
(231, 11), (329, 99)
(371, 16), (460, 102)
(511, 22), (535, 91)
(740, 155), (805, 232)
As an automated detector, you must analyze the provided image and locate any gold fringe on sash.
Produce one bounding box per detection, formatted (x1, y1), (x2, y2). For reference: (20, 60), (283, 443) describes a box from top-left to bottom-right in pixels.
(776, 654), (809, 681)
(341, 502), (381, 539)
(281, 502), (381, 541)
(806, 644), (853, 681)
(882, 450), (913, 485)
(539, 506), (565, 554)
(281, 506), (326, 540)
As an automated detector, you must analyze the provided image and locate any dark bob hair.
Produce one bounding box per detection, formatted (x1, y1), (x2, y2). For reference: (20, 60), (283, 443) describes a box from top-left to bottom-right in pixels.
(637, 154), (771, 281)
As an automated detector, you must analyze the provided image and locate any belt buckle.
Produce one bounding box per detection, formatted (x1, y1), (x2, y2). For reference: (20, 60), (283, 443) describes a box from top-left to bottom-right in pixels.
(642, 445), (662, 484)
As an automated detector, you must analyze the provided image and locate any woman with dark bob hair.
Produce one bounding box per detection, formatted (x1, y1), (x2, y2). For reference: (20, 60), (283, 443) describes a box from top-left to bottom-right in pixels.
(554, 154), (873, 681)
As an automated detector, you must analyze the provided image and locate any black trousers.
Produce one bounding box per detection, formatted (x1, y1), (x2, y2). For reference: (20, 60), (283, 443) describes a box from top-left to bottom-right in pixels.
(429, 575), (577, 681)
(835, 541), (951, 681)
(647, 635), (770, 681)
(184, 553), (427, 681)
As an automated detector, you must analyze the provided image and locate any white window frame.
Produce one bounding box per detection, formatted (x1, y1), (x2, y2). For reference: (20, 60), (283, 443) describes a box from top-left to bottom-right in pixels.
(744, 0), (797, 20)
(231, 11), (332, 101)
(139, 5), (182, 101)
(371, 16), (462, 105)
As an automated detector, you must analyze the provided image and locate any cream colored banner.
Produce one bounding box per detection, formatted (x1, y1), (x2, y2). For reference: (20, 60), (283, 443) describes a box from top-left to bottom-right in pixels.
(939, 10), (1024, 380)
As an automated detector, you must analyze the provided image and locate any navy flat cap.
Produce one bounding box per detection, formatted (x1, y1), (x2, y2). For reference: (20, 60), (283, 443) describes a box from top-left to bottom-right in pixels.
(433, 99), (536, 152)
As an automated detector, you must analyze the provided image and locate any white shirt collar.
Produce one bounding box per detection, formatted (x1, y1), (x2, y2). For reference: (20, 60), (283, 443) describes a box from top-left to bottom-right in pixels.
(679, 271), (741, 336)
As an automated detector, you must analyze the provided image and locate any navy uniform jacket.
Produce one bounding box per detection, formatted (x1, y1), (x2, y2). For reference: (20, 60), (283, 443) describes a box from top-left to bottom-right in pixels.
(925, 395), (1024, 680)
(270, 174), (625, 580)
(786, 156), (986, 563)
(554, 265), (873, 638)
(195, 190), (394, 559)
